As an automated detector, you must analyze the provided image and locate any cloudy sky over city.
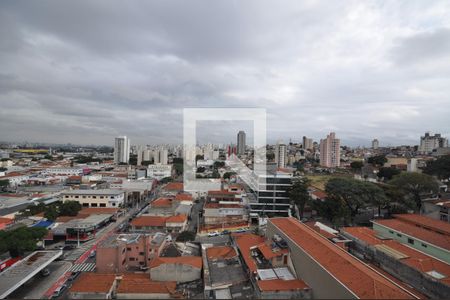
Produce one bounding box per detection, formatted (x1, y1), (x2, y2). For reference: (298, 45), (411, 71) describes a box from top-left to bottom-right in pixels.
(1, 0), (450, 147)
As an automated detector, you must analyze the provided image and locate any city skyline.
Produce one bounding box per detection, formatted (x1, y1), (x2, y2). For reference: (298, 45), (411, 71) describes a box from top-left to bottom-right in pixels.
(1, 1), (450, 146)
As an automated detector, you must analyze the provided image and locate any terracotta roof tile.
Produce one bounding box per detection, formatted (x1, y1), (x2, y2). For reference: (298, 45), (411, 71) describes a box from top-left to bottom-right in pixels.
(393, 214), (450, 236)
(206, 246), (237, 260)
(234, 233), (265, 272)
(131, 216), (167, 227)
(151, 197), (173, 207)
(150, 256), (202, 269)
(257, 243), (288, 260)
(116, 273), (177, 295)
(270, 218), (415, 299)
(257, 279), (309, 292)
(342, 226), (450, 285)
(175, 193), (193, 201)
(69, 273), (116, 293)
(166, 214), (187, 224)
(373, 219), (450, 251)
(164, 182), (184, 191)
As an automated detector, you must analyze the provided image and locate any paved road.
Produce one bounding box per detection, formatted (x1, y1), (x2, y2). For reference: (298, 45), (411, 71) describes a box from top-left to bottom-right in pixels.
(187, 198), (204, 233)
(7, 261), (72, 299)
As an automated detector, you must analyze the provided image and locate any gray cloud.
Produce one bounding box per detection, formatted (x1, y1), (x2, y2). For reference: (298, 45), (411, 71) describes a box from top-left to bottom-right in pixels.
(0, 0), (450, 147)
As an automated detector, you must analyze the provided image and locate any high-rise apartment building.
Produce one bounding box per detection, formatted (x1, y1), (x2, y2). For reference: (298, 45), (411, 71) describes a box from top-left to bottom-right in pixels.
(319, 132), (340, 168)
(275, 142), (287, 168)
(372, 139), (379, 150)
(114, 136), (130, 164)
(302, 136), (313, 151)
(237, 131), (246, 156)
(419, 132), (448, 154)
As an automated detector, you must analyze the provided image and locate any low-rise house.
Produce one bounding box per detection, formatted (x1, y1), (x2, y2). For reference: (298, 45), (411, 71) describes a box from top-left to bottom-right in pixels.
(130, 215), (187, 233)
(68, 273), (117, 299)
(150, 256), (202, 283)
(116, 273), (180, 299)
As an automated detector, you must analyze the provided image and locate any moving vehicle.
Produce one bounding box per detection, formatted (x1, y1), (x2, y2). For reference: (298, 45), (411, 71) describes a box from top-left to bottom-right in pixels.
(208, 231), (220, 237)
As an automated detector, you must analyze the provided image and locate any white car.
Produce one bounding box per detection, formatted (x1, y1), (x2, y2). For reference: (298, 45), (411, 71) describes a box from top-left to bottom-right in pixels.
(208, 231), (220, 237)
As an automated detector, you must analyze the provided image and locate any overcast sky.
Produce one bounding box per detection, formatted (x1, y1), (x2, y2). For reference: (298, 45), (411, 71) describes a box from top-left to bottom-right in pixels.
(1, 1), (450, 147)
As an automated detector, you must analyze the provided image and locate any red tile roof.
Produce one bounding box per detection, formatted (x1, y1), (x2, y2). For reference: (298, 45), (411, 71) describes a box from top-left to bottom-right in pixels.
(393, 214), (450, 236)
(131, 216), (167, 227)
(175, 193), (193, 201)
(69, 273), (116, 293)
(257, 279), (309, 292)
(116, 273), (178, 295)
(257, 243), (288, 260)
(164, 182), (184, 191)
(311, 190), (327, 199)
(342, 226), (450, 285)
(150, 256), (202, 269)
(373, 219), (450, 251)
(270, 217), (415, 299)
(151, 197), (173, 207)
(166, 214), (187, 224)
(0, 217), (13, 224)
(206, 246), (237, 260)
(234, 233), (265, 272)
(208, 190), (239, 195)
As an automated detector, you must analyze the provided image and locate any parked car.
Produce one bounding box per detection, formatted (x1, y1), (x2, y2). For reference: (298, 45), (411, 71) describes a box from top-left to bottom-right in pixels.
(208, 231), (220, 237)
(40, 268), (50, 277)
(63, 245), (75, 251)
(89, 250), (96, 258)
(52, 284), (68, 298)
(68, 271), (81, 282)
(222, 230), (230, 235)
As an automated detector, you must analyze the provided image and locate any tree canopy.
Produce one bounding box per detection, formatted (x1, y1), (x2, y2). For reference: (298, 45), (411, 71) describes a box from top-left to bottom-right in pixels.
(288, 177), (310, 218)
(423, 155), (450, 180)
(368, 155), (387, 167)
(388, 172), (439, 211)
(0, 226), (48, 257)
(324, 177), (387, 224)
(377, 167), (401, 181)
(350, 161), (363, 171)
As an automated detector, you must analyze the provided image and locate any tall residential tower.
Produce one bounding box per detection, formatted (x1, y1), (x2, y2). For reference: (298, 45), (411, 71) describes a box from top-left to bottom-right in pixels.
(319, 132), (340, 168)
(114, 136), (130, 164)
(237, 131), (246, 156)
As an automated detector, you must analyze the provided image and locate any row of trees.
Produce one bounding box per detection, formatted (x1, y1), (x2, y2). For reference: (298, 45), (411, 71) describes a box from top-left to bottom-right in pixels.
(289, 172), (440, 226)
(18, 201), (82, 221)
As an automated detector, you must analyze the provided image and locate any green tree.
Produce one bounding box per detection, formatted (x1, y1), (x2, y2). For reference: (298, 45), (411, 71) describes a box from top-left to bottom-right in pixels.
(223, 171), (237, 179)
(266, 153), (275, 161)
(377, 167), (401, 181)
(44, 206), (59, 221)
(141, 160), (153, 166)
(59, 201), (82, 216)
(0, 227), (48, 257)
(195, 155), (204, 161)
(213, 161), (225, 169)
(0, 179), (9, 187)
(388, 173), (439, 212)
(176, 231), (196, 242)
(128, 154), (137, 165)
(423, 155), (450, 180)
(311, 198), (346, 225)
(368, 155), (387, 167)
(288, 177), (311, 218)
(350, 161), (363, 171)
(325, 177), (369, 223)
